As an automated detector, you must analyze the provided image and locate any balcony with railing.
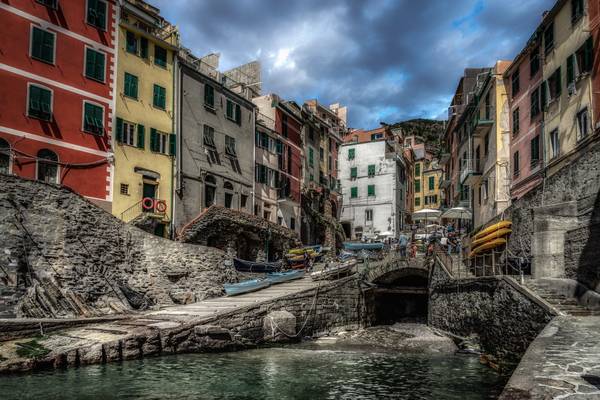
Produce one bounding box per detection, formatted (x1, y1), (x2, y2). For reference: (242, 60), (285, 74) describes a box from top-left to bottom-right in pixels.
(460, 158), (483, 185)
(472, 105), (494, 138)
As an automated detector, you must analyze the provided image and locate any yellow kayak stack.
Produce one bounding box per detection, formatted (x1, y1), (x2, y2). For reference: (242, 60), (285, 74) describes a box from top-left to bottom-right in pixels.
(468, 220), (512, 258)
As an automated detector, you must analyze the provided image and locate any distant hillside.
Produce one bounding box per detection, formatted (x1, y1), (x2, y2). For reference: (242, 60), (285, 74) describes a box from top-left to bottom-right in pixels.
(392, 119), (446, 149)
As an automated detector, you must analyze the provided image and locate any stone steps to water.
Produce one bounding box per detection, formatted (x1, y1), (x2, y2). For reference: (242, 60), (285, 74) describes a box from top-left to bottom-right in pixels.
(524, 280), (598, 316)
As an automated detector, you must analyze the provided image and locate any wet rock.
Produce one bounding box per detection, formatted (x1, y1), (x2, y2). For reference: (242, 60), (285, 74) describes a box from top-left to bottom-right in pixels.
(263, 311), (297, 343)
(194, 325), (234, 350)
(79, 344), (104, 365)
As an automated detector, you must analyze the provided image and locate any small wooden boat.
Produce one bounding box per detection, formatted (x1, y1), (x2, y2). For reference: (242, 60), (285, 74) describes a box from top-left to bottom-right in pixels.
(224, 278), (270, 296)
(233, 258), (282, 273)
(342, 242), (384, 251)
(266, 270), (305, 284)
(468, 238), (507, 258)
(470, 228), (512, 248)
(288, 248), (317, 255)
(472, 220), (512, 241)
(310, 259), (357, 281)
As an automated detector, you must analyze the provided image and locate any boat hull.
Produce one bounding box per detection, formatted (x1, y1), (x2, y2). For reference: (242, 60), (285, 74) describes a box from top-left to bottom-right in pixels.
(224, 279), (271, 296)
(472, 220), (512, 241)
(266, 270), (305, 284)
(468, 238), (507, 258)
(233, 259), (281, 273)
(470, 228), (512, 248)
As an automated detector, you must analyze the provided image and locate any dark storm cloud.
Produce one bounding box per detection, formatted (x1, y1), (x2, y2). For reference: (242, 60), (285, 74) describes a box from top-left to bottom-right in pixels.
(152, 0), (554, 128)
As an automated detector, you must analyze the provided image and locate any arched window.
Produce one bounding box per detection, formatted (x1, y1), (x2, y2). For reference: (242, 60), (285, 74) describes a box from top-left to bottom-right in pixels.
(204, 174), (216, 208)
(0, 138), (10, 174)
(37, 149), (59, 184)
(223, 181), (234, 208)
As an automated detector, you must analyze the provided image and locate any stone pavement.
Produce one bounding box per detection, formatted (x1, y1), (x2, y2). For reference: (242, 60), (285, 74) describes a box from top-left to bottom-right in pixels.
(0, 276), (318, 373)
(500, 316), (600, 399)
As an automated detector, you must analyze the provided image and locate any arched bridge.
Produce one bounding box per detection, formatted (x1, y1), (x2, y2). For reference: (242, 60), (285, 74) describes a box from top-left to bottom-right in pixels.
(360, 255), (431, 324)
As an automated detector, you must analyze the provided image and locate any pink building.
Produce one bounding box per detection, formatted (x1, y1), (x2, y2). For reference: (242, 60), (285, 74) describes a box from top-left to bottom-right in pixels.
(504, 33), (544, 200)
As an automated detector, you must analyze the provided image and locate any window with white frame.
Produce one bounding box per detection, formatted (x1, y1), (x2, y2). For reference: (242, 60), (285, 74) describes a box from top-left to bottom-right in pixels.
(365, 209), (373, 222)
(122, 121), (135, 146)
(550, 129), (560, 159)
(577, 108), (589, 140)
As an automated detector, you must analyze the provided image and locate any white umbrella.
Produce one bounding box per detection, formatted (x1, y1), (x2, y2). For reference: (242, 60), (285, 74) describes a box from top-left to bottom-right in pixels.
(441, 207), (472, 220)
(378, 231), (394, 237)
(412, 208), (442, 221)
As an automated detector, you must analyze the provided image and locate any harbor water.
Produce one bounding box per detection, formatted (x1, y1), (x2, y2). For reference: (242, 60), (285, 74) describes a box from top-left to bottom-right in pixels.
(0, 345), (509, 399)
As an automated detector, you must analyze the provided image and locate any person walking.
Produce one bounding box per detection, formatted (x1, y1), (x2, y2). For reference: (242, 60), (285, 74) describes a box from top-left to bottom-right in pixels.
(398, 232), (409, 258)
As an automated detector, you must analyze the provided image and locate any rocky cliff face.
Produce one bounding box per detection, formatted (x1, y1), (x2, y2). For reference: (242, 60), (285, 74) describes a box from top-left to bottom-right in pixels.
(0, 174), (236, 318)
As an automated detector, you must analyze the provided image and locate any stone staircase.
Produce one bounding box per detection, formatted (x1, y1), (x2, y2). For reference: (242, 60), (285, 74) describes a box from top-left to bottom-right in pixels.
(525, 279), (600, 317)
(0, 286), (24, 318)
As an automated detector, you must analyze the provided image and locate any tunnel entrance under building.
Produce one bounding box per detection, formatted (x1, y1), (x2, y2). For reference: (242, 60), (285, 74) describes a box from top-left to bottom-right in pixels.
(371, 269), (429, 324)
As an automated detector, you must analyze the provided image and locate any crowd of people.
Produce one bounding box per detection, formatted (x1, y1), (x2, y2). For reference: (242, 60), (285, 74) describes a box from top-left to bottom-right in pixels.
(391, 223), (466, 259)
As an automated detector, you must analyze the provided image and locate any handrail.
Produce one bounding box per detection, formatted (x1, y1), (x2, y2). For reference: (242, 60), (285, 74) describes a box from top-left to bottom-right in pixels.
(120, 199), (144, 223)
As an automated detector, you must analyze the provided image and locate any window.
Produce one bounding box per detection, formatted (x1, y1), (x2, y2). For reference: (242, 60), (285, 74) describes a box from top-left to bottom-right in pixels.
(241, 194), (248, 209)
(204, 175), (216, 208)
(371, 133), (383, 141)
(574, 37), (594, 77)
(550, 129), (560, 159)
(577, 108), (589, 140)
(530, 48), (540, 77)
(224, 182), (234, 209)
(367, 185), (375, 197)
(414, 163), (420, 176)
(290, 217), (296, 230)
(348, 148), (355, 160)
(543, 67), (561, 106)
(116, 118), (145, 148)
(37, 149), (58, 183)
(428, 176), (435, 191)
(530, 135), (540, 165)
(28, 84), (52, 121)
(513, 151), (520, 176)
(124, 73), (138, 99)
(204, 125), (220, 164)
(511, 69), (520, 96)
(83, 102), (104, 135)
(154, 45), (167, 68)
(31, 26), (55, 64)
(308, 148), (314, 167)
(150, 128), (168, 154)
(328, 156), (332, 171)
(350, 187), (358, 199)
(530, 86), (541, 118)
(365, 209), (373, 222)
(572, 0), (584, 24)
(85, 48), (105, 82)
(308, 127), (314, 141)
(282, 113), (288, 137)
(204, 85), (215, 109)
(319, 147), (324, 161)
(37, 0), (58, 9)
(226, 99), (241, 125)
(368, 164), (376, 177)
(153, 84), (166, 109)
(415, 179), (420, 193)
(567, 54), (576, 87)
(512, 108), (520, 136)
(225, 135), (237, 157)
(350, 167), (357, 180)
(122, 120), (135, 146)
(544, 22), (554, 54)
(310, 174), (314, 182)
(120, 183), (129, 195)
(0, 139), (10, 174)
(86, 0), (107, 30)
(415, 197), (420, 207)
(126, 31), (137, 54)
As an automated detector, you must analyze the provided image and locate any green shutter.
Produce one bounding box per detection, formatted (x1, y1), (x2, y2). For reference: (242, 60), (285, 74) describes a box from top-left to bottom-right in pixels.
(87, 0), (106, 30)
(555, 66), (561, 97)
(226, 100), (233, 119)
(415, 163), (420, 176)
(350, 167), (357, 178)
(137, 124), (145, 149)
(85, 48), (105, 81)
(309, 148), (314, 166)
(32, 27), (54, 64)
(350, 187), (358, 198)
(567, 54), (575, 84)
(150, 128), (157, 152)
(153, 85), (166, 109)
(348, 148), (355, 159)
(415, 180), (420, 193)
(429, 176), (435, 190)
(368, 185), (375, 196)
(235, 104), (241, 125)
(140, 37), (148, 59)
(116, 117), (123, 143)
(126, 31), (137, 54)
(28, 85), (52, 120)
(154, 46), (167, 67)
(204, 85), (214, 107)
(169, 134), (176, 156)
(368, 164), (375, 176)
(124, 73), (138, 99)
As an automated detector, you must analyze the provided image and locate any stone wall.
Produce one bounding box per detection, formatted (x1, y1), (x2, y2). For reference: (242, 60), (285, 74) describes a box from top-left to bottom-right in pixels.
(428, 260), (555, 364)
(0, 174), (236, 318)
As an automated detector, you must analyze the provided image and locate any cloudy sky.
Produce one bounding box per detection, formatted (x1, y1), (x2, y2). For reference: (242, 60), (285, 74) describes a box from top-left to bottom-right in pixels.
(151, 0), (553, 129)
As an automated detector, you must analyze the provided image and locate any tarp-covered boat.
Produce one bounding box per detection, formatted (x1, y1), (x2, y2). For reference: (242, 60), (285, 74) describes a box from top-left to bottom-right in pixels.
(342, 242), (384, 251)
(266, 270), (305, 284)
(233, 258), (282, 273)
(310, 259), (357, 281)
(224, 278), (270, 296)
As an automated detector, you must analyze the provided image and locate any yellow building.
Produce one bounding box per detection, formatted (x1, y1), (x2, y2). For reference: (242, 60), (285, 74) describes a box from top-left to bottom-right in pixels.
(112, 0), (179, 236)
(413, 156), (442, 211)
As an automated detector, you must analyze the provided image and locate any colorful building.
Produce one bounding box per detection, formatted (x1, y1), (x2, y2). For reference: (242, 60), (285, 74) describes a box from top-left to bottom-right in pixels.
(591, 0), (600, 129)
(503, 29), (544, 200)
(541, 0), (596, 178)
(253, 94), (304, 236)
(0, 0), (117, 210)
(408, 138), (442, 211)
(111, 0), (179, 236)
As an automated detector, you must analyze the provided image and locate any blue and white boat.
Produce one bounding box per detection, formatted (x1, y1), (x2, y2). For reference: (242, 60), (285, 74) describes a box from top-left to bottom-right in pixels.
(266, 270), (305, 284)
(342, 242), (385, 251)
(224, 278), (270, 296)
